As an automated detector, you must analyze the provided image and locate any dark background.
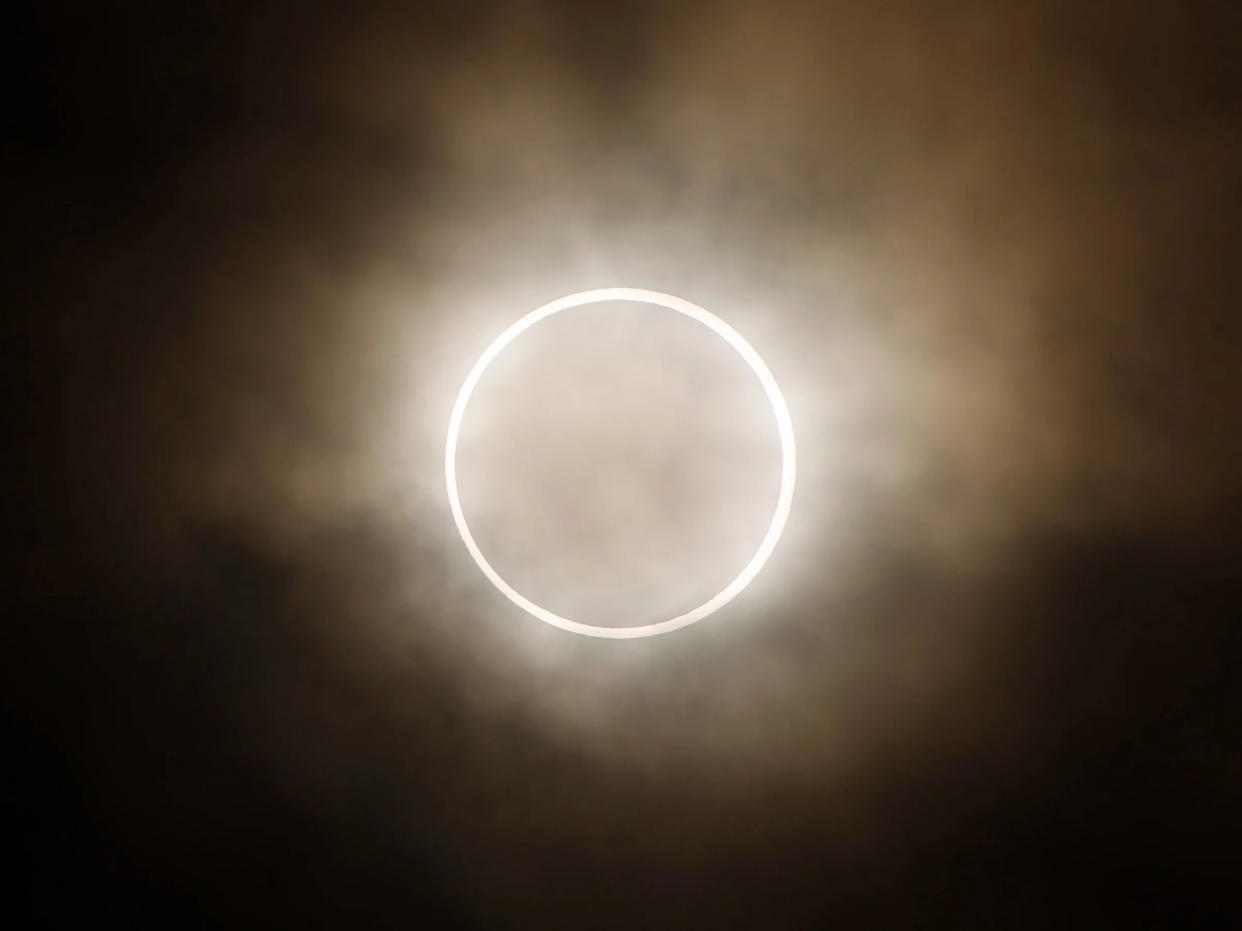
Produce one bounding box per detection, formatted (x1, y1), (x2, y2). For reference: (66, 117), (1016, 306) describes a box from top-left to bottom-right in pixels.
(7, 1), (1241, 927)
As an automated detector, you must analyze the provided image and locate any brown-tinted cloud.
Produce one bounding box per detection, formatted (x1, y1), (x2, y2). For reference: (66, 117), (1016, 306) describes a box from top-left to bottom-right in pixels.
(9, 0), (1240, 926)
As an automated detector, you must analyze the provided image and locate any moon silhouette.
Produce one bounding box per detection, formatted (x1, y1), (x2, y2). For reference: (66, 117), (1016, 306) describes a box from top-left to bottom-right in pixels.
(445, 288), (796, 639)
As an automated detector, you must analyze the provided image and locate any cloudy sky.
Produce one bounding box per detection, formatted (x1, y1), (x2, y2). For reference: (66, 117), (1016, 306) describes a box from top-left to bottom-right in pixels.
(9, 1), (1241, 926)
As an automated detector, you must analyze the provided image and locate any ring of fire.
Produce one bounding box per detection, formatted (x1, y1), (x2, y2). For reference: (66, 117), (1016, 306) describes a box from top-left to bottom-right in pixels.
(445, 287), (796, 638)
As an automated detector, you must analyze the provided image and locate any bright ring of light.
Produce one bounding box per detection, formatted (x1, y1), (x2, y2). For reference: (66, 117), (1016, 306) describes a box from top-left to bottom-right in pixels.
(445, 288), (797, 639)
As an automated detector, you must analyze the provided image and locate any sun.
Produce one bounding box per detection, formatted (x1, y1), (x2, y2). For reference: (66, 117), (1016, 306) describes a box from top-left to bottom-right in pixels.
(445, 287), (796, 638)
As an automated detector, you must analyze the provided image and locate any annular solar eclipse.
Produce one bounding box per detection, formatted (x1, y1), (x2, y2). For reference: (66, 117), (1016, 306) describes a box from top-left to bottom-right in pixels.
(446, 288), (797, 638)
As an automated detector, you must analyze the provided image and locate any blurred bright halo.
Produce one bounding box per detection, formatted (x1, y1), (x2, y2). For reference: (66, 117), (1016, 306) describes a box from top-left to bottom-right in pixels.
(445, 287), (796, 639)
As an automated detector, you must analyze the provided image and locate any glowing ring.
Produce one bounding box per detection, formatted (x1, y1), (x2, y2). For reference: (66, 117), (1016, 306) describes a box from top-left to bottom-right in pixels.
(446, 288), (796, 639)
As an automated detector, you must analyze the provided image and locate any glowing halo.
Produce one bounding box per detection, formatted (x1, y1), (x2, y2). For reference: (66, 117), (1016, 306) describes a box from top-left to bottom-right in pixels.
(445, 287), (796, 639)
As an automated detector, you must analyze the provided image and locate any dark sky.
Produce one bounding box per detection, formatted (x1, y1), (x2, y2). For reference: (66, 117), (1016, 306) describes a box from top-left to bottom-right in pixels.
(8, 1), (1242, 927)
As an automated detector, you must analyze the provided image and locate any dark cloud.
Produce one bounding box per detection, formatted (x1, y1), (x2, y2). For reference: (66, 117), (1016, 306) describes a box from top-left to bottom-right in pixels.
(8, 0), (1241, 926)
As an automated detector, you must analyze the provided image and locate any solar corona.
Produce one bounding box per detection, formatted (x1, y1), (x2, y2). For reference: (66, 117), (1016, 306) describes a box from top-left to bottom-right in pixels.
(445, 288), (796, 638)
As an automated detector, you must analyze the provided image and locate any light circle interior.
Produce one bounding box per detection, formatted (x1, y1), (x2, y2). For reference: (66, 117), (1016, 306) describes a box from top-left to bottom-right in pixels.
(445, 287), (797, 639)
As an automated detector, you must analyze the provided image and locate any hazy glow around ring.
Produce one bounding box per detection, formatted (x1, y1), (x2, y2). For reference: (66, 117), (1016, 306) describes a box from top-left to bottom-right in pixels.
(445, 288), (797, 639)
